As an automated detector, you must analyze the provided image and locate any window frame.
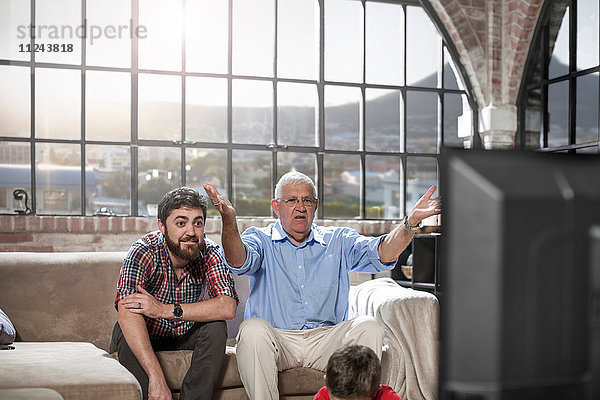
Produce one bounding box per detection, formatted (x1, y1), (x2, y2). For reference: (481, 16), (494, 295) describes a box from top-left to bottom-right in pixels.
(0, 0), (477, 218)
(517, 0), (600, 153)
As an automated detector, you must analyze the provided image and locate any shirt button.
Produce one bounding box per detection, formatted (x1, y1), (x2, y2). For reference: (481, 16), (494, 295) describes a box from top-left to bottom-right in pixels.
(301, 285), (304, 288)
(298, 265), (302, 269)
(305, 302), (308, 305)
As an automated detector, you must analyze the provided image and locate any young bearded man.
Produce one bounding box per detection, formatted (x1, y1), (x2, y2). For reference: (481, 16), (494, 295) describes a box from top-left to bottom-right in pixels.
(110, 187), (238, 400)
(204, 172), (441, 400)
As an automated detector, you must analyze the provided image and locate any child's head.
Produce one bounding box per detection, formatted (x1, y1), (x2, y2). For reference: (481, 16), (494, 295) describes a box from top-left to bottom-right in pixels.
(325, 344), (381, 400)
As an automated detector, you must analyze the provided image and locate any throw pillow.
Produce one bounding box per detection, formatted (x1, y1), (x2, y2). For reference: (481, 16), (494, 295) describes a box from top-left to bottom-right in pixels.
(0, 308), (16, 344)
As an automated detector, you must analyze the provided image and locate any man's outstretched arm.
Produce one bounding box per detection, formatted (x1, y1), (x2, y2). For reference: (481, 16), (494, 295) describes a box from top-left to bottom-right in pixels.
(378, 185), (442, 263)
(203, 183), (247, 268)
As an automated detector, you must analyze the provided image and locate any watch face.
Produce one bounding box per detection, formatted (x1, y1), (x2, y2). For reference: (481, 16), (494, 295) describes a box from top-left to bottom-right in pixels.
(174, 304), (183, 317)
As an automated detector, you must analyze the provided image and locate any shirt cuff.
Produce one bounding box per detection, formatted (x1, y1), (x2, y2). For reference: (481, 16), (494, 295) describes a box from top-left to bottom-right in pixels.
(371, 234), (396, 268)
(226, 243), (254, 275)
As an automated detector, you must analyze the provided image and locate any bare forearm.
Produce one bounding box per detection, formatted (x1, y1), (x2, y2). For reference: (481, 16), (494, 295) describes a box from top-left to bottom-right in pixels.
(378, 223), (414, 263)
(117, 304), (165, 380)
(180, 295), (237, 321)
(221, 214), (247, 268)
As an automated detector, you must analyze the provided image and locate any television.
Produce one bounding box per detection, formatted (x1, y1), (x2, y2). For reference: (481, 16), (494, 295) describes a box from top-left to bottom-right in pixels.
(439, 149), (600, 400)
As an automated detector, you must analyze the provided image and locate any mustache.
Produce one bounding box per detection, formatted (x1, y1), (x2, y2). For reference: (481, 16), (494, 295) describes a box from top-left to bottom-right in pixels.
(180, 235), (199, 242)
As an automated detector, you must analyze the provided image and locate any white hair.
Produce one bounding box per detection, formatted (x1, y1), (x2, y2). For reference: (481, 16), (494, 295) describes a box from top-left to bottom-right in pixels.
(274, 172), (317, 199)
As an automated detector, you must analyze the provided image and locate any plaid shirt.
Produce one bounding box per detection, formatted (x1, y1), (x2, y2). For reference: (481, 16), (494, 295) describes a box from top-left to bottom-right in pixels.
(115, 231), (238, 339)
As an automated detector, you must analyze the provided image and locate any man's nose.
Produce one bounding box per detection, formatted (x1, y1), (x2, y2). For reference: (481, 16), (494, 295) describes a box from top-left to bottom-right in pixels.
(185, 223), (196, 236)
(295, 201), (307, 211)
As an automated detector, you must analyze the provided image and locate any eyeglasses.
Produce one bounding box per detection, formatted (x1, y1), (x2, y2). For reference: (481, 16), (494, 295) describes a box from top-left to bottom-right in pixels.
(280, 196), (316, 208)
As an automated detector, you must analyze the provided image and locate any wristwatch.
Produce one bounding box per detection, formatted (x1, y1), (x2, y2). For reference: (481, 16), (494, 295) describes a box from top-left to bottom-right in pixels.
(173, 303), (183, 321)
(403, 216), (422, 231)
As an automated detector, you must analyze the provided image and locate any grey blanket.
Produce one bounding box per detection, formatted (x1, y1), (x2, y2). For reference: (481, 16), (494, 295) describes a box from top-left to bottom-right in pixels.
(349, 277), (439, 400)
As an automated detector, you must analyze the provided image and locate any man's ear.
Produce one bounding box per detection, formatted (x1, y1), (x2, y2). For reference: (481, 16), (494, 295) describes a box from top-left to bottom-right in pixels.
(158, 219), (166, 235)
(323, 374), (326, 382)
(271, 199), (280, 218)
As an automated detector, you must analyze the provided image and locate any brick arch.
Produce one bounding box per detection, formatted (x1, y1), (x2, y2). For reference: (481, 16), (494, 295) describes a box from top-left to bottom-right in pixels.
(503, 0), (545, 103)
(426, 0), (546, 109)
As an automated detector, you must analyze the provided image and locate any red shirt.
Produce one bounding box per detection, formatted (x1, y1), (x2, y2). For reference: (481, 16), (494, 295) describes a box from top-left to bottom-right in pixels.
(314, 385), (402, 400)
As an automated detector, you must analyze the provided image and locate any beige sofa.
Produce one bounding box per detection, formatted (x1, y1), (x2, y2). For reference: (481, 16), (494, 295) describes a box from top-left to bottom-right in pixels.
(0, 252), (439, 400)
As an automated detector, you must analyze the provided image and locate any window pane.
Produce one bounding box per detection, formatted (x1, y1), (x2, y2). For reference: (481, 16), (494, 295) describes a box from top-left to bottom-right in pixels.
(325, 85), (361, 151)
(277, 82), (318, 147)
(35, 0), (82, 65)
(443, 47), (460, 90)
(138, 146), (181, 216)
(186, 77), (227, 143)
(325, 0), (363, 83)
(577, 0), (599, 71)
(366, 2), (403, 85)
(138, 73), (181, 141)
(406, 156), (438, 224)
(232, 150), (272, 217)
(186, 0), (228, 74)
(366, 89), (401, 152)
(0, 0), (30, 61)
(232, 0), (274, 77)
(86, 145), (131, 215)
(576, 72), (599, 144)
(232, 79), (273, 144)
(323, 153), (360, 219)
(549, 4), (569, 79)
(35, 68), (81, 140)
(86, 71), (130, 141)
(0, 66), (30, 138)
(35, 143), (82, 215)
(444, 93), (469, 148)
(547, 80), (569, 147)
(278, 0), (318, 80)
(186, 148), (227, 217)
(406, 90), (438, 153)
(365, 155), (402, 219)
(0, 141), (31, 214)
(406, 6), (440, 87)
(86, 0), (131, 68)
(277, 152), (316, 182)
(139, 0), (182, 71)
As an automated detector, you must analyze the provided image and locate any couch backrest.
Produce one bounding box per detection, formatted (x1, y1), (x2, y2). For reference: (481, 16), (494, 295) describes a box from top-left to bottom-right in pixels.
(0, 252), (249, 352)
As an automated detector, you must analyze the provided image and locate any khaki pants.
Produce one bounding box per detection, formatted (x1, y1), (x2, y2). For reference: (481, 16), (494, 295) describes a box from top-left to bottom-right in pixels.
(235, 316), (384, 400)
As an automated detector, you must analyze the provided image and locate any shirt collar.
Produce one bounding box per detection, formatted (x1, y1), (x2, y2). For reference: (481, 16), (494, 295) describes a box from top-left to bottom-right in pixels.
(272, 220), (327, 246)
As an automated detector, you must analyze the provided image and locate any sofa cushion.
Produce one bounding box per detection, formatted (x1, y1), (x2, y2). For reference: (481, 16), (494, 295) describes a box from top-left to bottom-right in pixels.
(155, 345), (323, 396)
(0, 308), (16, 344)
(0, 388), (65, 399)
(0, 342), (141, 400)
(0, 252), (127, 352)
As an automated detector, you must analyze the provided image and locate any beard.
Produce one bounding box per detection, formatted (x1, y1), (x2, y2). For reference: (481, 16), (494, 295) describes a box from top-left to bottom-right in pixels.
(164, 228), (204, 262)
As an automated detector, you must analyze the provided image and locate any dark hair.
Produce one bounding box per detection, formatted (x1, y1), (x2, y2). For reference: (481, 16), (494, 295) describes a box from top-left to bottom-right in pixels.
(157, 187), (208, 225)
(326, 345), (381, 399)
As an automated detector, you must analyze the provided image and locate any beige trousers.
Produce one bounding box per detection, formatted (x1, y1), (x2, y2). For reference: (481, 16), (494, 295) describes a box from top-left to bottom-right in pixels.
(235, 316), (384, 400)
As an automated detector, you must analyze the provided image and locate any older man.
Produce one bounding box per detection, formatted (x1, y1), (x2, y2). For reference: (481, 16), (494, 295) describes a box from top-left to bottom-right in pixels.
(204, 172), (440, 400)
(111, 187), (238, 400)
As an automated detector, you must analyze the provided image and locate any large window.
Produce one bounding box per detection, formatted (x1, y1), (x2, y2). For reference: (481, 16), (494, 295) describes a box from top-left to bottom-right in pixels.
(519, 0), (600, 154)
(0, 0), (474, 218)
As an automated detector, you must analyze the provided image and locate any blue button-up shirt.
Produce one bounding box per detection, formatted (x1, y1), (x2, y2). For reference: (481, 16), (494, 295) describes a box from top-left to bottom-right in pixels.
(228, 221), (395, 330)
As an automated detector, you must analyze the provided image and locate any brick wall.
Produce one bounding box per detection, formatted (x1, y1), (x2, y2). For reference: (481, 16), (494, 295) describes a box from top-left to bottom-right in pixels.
(429, 0), (544, 107)
(0, 215), (430, 253)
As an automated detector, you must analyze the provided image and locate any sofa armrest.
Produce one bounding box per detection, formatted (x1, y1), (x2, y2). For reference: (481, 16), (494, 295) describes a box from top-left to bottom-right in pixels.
(348, 277), (439, 400)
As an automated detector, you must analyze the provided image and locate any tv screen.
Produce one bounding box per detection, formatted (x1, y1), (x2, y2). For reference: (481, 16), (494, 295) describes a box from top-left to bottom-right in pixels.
(439, 149), (600, 400)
